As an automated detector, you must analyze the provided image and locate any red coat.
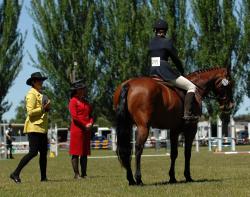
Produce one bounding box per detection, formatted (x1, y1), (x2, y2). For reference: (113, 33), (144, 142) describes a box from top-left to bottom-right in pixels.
(69, 96), (93, 156)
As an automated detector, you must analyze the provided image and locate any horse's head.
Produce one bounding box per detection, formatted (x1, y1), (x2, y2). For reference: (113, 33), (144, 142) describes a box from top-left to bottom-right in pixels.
(212, 69), (234, 113)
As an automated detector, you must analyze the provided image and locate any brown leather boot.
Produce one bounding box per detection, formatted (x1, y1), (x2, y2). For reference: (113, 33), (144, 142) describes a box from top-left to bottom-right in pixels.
(183, 92), (199, 121)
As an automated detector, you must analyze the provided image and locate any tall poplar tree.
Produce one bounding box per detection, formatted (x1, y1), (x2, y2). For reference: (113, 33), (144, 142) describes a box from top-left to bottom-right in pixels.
(191, 0), (250, 119)
(94, 0), (193, 122)
(93, 1), (152, 121)
(29, 0), (250, 126)
(242, 0), (250, 99)
(30, 0), (96, 126)
(0, 0), (24, 121)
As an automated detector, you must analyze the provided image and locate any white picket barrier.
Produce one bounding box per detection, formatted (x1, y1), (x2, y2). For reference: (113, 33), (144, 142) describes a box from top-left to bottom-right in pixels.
(48, 124), (58, 157)
(248, 123), (250, 141)
(195, 116), (238, 152)
(0, 124), (7, 159)
(209, 116), (236, 152)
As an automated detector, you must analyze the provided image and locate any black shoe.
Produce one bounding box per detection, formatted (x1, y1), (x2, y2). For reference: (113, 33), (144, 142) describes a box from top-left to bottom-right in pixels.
(41, 178), (48, 182)
(10, 173), (21, 183)
(80, 174), (87, 178)
(74, 174), (81, 179)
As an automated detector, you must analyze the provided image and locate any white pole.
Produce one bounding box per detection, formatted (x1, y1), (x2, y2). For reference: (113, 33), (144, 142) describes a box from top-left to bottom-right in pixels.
(111, 127), (116, 151)
(55, 124), (58, 156)
(208, 119), (212, 151)
(165, 129), (169, 150)
(230, 116), (236, 151)
(3, 124), (7, 159)
(217, 116), (222, 152)
(195, 132), (199, 152)
(19, 130), (21, 142)
(248, 123), (250, 141)
(0, 124), (4, 159)
(165, 129), (170, 150)
(154, 129), (160, 151)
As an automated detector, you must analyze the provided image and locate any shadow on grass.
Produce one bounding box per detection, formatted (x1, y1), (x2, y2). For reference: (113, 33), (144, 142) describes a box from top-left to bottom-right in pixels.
(144, 178), (223, 186)
(45, 179), (73, 183)
(41, 175), (121, 183)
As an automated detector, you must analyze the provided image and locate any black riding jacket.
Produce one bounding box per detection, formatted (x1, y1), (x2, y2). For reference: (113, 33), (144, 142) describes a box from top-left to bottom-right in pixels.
(148, 36), (184, 75)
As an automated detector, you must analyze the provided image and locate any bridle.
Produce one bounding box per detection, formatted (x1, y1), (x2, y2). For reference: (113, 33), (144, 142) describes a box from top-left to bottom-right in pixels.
(191, 74), (231, 102)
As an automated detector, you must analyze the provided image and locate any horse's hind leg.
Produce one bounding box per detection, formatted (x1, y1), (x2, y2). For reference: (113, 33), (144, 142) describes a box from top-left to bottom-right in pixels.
(184, 123), (197, 182)
(134, 125), (149, 185)
(169, 131), (178, 183)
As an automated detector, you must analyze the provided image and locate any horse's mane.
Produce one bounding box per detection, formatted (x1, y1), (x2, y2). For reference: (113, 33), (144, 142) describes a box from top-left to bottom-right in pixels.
(186, 67), (226, 77)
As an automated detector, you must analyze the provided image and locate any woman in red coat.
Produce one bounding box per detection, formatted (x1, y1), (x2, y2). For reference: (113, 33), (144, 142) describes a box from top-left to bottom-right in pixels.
(69, 80), (93, 179)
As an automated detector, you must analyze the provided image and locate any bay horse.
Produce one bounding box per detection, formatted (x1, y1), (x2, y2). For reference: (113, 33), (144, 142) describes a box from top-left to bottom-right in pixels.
(113, 67), (234, 185)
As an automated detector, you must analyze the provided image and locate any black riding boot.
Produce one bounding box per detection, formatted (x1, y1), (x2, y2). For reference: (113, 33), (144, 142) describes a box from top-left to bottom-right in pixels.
(183, 92), (199, 121)
(10, 152), (14, 159)
(71, 156), (80, 179)
(80, 156), (87, 178)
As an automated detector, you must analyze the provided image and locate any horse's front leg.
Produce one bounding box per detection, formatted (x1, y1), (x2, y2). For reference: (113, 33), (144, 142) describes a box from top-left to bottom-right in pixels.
(134, 126), (148, 186)
(184, 124), (197, 182)
(169, 131), (178, 183)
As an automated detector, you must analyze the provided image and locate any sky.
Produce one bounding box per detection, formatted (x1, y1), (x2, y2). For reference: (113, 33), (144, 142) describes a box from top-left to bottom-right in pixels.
(2, 1), (250, 121)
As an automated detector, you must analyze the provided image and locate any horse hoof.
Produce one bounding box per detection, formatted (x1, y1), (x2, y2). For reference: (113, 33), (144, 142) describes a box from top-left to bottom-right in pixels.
(186, 177), (194, 182)
(129, 180), (136, 186)
(169, 178), (177, 184)
(136, 180), (144, 186)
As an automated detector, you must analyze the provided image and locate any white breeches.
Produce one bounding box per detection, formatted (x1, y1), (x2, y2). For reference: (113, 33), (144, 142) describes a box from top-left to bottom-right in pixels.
(171, 76), (196, 93)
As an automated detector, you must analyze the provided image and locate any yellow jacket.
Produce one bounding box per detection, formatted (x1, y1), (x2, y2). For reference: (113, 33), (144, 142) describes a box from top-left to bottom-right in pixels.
(23, 88), (48, 134)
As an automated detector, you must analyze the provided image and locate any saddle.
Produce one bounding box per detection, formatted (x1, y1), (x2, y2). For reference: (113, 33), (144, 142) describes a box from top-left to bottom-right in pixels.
(151, 75), (185, 100)
(151, 75), (202, 115)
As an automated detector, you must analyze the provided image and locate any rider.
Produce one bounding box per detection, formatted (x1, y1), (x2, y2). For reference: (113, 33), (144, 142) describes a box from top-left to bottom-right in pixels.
(149, 19), (198, 120)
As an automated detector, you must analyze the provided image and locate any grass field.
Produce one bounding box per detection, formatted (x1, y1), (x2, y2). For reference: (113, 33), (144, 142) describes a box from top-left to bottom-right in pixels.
(1, 146), (250, 197)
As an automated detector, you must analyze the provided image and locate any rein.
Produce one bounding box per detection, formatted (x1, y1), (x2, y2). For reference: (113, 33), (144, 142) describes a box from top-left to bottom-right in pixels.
(187, 72), (228, 102)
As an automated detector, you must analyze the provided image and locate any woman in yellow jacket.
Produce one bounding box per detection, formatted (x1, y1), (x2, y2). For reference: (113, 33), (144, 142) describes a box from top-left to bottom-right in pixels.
(10, 72), (50, 183)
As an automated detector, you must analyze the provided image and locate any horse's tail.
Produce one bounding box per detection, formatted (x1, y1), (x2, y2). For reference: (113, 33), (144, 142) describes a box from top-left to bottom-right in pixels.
(116, 83), (132, 169)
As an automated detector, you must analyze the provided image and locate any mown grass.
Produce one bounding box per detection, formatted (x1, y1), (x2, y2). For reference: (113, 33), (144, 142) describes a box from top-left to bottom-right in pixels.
(1, 146), (250, 197)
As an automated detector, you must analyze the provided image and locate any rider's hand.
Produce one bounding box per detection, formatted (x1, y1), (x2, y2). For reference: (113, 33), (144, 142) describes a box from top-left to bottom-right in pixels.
(85, 123), (93, 131)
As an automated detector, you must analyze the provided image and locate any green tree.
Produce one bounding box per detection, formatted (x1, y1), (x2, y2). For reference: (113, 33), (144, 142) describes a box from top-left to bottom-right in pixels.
(191, 0), (250, 120)
(248, 73), (250, 98)
(243, 0), (250, 98)
(0, 0), (24, 122)
(30, 0), (250, 127)
(94, 0), (192, 123)
(30, 0), (96, 127)
(10, 100), (26, 123)
(93, 1), (151, 122)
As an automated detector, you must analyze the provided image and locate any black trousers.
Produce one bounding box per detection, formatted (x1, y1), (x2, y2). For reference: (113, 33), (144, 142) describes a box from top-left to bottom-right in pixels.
(6, 143), (13, 158)
(13, 132), (48, 179)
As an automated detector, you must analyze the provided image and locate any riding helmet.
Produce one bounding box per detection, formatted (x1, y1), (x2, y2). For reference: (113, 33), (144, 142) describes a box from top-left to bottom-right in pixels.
(153, 19), (168, 31)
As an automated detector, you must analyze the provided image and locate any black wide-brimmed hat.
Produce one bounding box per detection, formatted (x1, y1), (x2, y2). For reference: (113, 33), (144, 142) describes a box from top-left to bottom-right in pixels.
(26, 72), (48, 86)
(70, 79), (86, 90)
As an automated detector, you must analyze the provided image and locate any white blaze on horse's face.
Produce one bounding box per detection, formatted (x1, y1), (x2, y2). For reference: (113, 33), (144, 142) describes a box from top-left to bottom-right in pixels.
(221, 78), (229, 86)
